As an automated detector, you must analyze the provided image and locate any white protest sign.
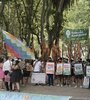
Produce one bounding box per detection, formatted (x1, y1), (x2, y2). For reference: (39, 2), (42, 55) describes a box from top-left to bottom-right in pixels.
(83, 76), (89, 88)
(56, 63), (63, 75)
(31, 73), (46, 84)
(74, 63), (83, 75)
(86, 66), (90, 77)
(63, 63), (71, 75)
(46, 62), (55, 74)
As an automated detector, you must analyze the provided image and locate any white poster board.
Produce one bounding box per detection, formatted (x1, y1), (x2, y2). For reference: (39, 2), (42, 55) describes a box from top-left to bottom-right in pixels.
(63, 63), (71, 75)
(86, 66), (90, 77)
(56, 63), (63, 75)
(83, 76), (89, 88)
(74, 63), (83, 75)
(31, 73), (46, 84)
(46, 62), (55, 74)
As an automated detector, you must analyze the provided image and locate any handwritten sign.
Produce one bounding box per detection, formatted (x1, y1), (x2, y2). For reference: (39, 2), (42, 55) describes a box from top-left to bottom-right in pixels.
(46, 62), (55, 74)
(56, 63), (63, 75)
(74, 63), (83, 75)
(86, 66), (90, 77)
(63, 63), (71, 75)
(31, 73), (46, 84)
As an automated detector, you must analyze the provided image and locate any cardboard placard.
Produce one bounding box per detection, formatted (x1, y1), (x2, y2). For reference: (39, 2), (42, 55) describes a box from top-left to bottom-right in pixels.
(46, 62), (55, 74)
(63, 63), (71, 75)
(31, 73), (46, 84)
(56, 63), (63, 75)
(86, 66), (90, 77)
(74, 63), (83, 75)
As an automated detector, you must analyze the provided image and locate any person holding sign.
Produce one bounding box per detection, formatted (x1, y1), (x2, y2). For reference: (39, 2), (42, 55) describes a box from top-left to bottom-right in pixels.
(55, 57), (63, 87)
(71, 61), (76, 86)
(33, 58), (42, 73)
(86, 66), (90, 77)
(0, 58), (4, 90)
(46, 57), (55, 86)
(63, 62), (71, 87)
(74, 59), (84, 88)
(83, 60), (90, 89)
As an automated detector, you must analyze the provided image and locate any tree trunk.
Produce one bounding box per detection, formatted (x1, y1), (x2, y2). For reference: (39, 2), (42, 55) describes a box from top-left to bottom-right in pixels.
(40, 0), (46, 43)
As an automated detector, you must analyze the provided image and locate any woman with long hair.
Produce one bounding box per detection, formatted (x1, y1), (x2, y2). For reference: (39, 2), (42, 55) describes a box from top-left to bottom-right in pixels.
(10, 60), (22, 92)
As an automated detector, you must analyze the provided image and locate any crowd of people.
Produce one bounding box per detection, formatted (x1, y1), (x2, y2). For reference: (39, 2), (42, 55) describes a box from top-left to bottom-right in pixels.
(0, 56), (33, 92)
(0, 56), (90, 92)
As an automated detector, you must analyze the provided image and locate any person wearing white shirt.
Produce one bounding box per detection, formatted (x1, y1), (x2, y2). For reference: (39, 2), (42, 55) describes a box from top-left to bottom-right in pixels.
(3, 59), (12, 72)
(33, 59), (42, 72)
(3, 56), (12, 91)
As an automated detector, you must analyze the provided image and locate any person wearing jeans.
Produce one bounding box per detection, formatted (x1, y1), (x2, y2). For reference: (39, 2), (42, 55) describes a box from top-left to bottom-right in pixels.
(46, 57), (55, 86)
(47, 74), (54, 86)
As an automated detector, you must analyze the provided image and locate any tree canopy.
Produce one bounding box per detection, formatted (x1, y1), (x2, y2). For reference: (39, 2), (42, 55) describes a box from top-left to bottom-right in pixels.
(0, 0), (90, 60)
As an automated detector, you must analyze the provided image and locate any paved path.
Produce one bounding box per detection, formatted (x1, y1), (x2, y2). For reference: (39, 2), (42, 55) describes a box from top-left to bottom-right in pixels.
(21, 84), (90, 99)
(0, 84), (90, 100)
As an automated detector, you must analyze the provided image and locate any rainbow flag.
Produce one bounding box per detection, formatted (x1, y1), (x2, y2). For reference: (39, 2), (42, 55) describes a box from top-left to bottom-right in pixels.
(2, 30), (35, 60)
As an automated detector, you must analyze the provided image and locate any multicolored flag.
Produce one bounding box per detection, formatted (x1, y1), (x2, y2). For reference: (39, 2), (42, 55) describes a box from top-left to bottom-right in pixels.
(2, 30), (35, 60)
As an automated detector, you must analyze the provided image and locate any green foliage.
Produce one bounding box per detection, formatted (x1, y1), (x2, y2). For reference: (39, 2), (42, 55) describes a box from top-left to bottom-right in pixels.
(1, 0), (90, 59)
(63, 0), (90, 29)
(62, 0), (90, 59)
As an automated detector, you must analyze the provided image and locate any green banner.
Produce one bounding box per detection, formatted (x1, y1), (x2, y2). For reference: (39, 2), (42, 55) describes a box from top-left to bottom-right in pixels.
(64, 29), (89, 41)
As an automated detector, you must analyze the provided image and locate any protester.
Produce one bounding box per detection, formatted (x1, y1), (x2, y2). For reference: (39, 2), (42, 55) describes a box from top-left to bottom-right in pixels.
(71, 61), (75, 86)
(0, 56), (89, 90)
(23, 62), (33, 86)
(4, 71), (10, 91)
(55, 57), (63, 87)
(46, 57), (54, 86)
(10, 60), (22, 92)
(0, 58), (4, 90)
(74, 59), (84, 88)
(3, 56), (12, 91)
(33, 58), (42, 73)
(3, 56), (12, 72)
